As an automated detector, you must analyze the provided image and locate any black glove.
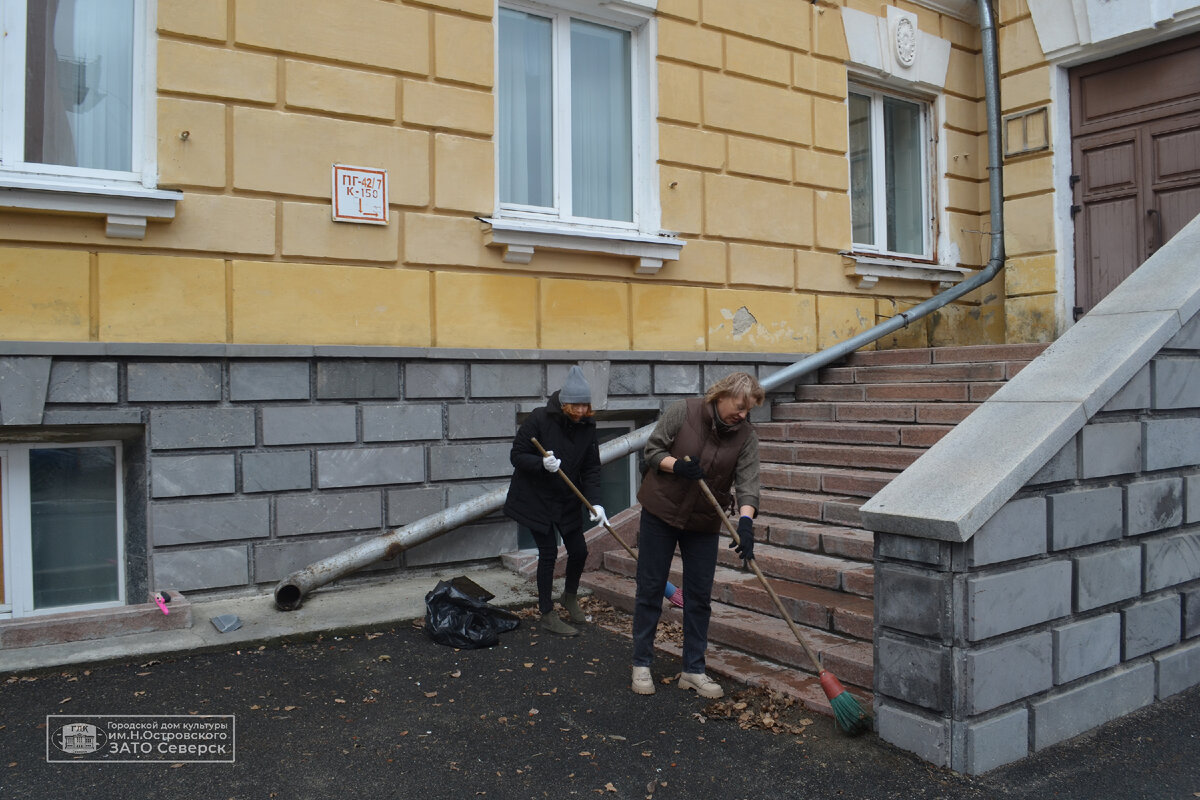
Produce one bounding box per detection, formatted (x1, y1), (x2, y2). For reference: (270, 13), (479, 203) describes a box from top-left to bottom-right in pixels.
(673, 458), (704, 481)
(731, 516), (755, 563)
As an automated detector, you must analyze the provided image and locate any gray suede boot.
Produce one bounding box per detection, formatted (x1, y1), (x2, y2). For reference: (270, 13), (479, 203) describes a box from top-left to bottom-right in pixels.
(540, 612), (578, 636)
(559, 593), (587, 623)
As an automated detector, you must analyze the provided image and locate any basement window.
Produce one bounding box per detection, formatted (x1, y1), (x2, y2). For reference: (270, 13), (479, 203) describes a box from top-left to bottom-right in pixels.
(1, 442), (126, 619)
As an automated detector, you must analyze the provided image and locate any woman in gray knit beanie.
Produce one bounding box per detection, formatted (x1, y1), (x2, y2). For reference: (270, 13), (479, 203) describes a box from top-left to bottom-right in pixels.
(503, 366), (605, 636)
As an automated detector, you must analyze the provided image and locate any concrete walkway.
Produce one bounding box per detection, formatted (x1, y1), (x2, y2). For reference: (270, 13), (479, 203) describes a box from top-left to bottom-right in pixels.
(0, 564), (537, 675)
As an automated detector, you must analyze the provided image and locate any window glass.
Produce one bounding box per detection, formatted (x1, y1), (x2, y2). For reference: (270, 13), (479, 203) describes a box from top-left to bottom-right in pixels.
(849, 86), (929, 258)
(498, 4), (641, 226)
(884, 95), (924, 255)
(29, 446), (119, 609)
(24, 0), (135, 172)
(498, 7), (554, 209)
(570, 19), (632, 222)
(848, 92), (874, 246)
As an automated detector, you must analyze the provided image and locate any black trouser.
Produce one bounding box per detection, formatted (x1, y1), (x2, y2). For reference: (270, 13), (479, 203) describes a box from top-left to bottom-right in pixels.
(632, 510), (718, 673)
(531, 523), (587, 614)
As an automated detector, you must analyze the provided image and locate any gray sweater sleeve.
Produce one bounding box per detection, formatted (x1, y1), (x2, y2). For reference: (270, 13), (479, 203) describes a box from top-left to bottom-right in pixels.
(734, 431), (761, 514)
(643, 400), (688, 470)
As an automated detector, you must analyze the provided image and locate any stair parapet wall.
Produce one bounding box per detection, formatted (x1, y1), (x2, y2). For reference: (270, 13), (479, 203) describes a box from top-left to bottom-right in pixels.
(860, 214), (1200, 776)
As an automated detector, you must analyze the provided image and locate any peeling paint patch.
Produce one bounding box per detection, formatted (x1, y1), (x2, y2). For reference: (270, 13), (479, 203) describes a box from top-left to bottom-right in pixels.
(732, 306), (757, 336)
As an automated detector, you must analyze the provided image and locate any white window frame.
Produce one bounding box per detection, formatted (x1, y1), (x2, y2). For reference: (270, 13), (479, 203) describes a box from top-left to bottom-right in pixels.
(0, 441), (126, 619)
(595, 419), (637, 512)
(485, 0), (682, 274)
(0, 0), (179, 238)
(848, 83), (934, 261)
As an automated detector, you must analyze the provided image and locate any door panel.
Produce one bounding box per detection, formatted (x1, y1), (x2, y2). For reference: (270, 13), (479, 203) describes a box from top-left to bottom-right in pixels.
(1083, 197), (1142, 303)
(1152, 123), (1200, 182)
(1158, 186), (1200, 245)
(1073, 129), (1143, 312)
(1081, 138), (1138, 194)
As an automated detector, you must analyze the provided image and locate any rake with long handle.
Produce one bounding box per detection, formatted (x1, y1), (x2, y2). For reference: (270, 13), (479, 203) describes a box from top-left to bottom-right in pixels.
(689, 459), (870, 734)
(530, 438), (683, 606)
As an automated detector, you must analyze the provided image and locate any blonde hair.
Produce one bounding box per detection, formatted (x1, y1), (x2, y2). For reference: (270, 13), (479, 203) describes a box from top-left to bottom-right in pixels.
(704, 371), (765, 407)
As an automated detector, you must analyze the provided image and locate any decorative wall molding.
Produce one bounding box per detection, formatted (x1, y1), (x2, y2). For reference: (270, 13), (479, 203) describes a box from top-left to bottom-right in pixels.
(841, 7), (952, 93)
(1029, 0), (1200, 64)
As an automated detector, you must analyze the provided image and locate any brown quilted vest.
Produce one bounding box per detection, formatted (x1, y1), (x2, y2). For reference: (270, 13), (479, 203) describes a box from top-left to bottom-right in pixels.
(637, 397), (752, 532)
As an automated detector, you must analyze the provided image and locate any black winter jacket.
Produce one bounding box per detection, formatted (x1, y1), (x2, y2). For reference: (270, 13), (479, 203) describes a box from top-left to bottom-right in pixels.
(503, 392), (601, 536)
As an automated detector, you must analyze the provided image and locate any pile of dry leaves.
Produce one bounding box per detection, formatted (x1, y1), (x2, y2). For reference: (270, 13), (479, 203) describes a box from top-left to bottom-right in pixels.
(700, 687), (816, 736)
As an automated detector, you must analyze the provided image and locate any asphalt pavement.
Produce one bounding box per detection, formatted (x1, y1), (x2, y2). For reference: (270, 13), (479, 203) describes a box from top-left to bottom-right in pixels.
(1, 569), (1198, 799)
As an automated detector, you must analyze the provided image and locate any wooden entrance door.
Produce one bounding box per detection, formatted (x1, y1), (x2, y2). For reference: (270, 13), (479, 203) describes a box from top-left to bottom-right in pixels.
(1071, 33), (1200, 315)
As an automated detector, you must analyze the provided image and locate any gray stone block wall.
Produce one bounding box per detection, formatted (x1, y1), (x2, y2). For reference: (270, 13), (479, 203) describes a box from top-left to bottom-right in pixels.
(0, 349), (798, 604)
(870, 331), (1200, 775)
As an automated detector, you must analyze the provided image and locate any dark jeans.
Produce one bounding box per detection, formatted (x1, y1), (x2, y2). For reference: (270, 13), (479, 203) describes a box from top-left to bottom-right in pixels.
(531, 523), (587, 614)
(632, 510), (719, 674)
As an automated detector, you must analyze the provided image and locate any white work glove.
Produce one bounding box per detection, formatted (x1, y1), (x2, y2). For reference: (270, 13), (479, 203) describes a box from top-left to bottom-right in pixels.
(542, 451), (561, 473)
(588, 504), (609, 528)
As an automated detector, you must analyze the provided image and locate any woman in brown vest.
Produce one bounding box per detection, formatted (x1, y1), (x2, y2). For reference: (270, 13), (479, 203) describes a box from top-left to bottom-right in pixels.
(630, 372), (764, 698)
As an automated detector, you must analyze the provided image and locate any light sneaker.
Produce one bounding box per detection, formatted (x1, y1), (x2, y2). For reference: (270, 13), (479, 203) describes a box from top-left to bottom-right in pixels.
(540, 613), (578, 637)
(678, 671), (723, 699)
(631, 666), (655, 695)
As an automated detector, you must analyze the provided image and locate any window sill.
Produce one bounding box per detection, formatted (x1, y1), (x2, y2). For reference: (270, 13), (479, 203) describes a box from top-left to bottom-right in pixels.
(842, 252), (973, 289)
(480, 217), (685, 274)
(0, 176), (182, 239)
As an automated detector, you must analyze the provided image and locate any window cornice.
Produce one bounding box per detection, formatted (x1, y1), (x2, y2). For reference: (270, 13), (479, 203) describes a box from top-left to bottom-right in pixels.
(480, 217), (684, 274)
(0, 176), (182, 239)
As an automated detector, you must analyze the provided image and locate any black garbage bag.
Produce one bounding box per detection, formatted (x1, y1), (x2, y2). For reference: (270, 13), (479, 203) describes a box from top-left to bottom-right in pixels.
(423, 579), (520, 649)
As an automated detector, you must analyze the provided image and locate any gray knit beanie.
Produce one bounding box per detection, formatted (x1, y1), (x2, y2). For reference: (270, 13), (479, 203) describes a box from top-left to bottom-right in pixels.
(559, 366), (592, 404)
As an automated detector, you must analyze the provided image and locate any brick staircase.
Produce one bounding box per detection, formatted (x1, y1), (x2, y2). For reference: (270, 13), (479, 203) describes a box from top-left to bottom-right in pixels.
(579, 343), (1048, 716)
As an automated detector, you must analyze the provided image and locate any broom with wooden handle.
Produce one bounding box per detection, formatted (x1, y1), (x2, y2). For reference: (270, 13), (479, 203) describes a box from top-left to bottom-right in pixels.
(688, 458), (871, 735)
(530, 438), (684, 607)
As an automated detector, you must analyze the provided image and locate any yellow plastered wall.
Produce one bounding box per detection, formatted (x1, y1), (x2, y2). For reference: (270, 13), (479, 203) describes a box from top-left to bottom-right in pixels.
(0, 1), (1010, 353)
(996, 0), (1059, 342)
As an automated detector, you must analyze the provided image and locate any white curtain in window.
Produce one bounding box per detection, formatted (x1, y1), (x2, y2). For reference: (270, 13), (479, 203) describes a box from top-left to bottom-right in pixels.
(570, 19), (632, 222)
(848, 92), (874, 247)
(498, 8), (553, 209)
(26, 0), (135, 171)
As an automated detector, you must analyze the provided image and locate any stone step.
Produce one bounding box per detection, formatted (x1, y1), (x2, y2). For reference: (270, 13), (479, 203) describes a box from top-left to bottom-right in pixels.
(756, 516), (874, 561)
(596, 552), (874, 640)
(818, 361), (1008, 385)
(759, 440), (921, 471)
(583, 570), (873, 691)
(588, 603), (870, 718)
(602, 540), (873, 599)
(771, 400), (979, 425)
(796, 382), (973, 403)
(841, 342), (1047, 367)
(757, 420), (954, 448)
(758, 488), (863, 527)
(760, 463), (895, 498)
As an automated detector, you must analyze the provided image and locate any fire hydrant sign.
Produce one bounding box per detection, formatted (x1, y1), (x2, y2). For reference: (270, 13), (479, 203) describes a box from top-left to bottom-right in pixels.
(332, 164), (388, 224)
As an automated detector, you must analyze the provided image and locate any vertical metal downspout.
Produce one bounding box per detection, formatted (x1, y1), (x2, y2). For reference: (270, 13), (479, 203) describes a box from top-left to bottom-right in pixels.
(273, 0), (1006, 611)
